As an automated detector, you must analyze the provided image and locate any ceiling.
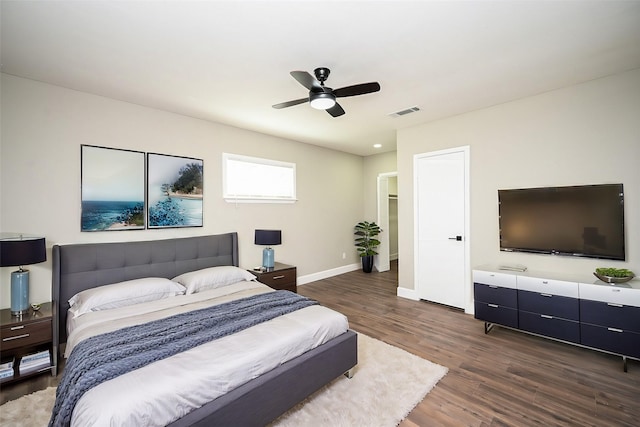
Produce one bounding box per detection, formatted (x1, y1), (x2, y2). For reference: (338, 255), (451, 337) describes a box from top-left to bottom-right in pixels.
(2, 1), (640, 156)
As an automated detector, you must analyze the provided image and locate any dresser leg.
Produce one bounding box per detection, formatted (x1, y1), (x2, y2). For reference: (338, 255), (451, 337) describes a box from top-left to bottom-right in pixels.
(484, 322), (494, 334)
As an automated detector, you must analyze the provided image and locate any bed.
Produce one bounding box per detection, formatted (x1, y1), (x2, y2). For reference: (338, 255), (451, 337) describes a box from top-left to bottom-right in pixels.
(51, 232), (358, 426)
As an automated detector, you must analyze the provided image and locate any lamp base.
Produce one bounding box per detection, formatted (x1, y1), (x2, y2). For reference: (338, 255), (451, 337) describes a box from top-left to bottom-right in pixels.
(11, 269), (30, 316)
(262, 247), (275, 269)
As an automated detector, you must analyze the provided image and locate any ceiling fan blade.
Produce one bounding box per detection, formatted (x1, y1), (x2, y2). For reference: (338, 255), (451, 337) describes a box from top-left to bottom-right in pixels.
(290, 71), (323, 91)
(326, 102), (345, 117)
(272, 98), (308, 109)
(333, 82), (380, 98)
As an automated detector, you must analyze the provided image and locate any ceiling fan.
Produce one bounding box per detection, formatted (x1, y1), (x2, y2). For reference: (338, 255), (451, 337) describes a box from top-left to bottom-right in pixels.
(272, 67), (380, 117)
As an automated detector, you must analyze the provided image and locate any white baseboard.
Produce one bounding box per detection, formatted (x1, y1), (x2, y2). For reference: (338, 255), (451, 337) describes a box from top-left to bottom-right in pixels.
(298, 263), (360, 286)
(396, 286), (419, 300)
(299, 263), (422, 304)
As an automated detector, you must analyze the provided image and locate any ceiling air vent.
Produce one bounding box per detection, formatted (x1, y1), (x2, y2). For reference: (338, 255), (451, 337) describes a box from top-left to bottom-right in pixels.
(389, 106), (420, 118)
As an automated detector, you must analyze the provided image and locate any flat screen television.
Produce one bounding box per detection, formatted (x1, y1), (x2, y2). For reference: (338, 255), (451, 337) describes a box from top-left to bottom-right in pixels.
(498, 184), (625, 261)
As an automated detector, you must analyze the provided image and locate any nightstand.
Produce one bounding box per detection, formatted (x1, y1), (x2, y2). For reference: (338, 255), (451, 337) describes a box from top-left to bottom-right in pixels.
(0, 302), (55, 384)
(249, 263), (297, 293)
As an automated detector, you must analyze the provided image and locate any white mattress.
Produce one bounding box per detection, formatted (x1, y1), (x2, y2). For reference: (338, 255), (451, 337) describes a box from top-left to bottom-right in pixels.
(64, 281), (349, 427)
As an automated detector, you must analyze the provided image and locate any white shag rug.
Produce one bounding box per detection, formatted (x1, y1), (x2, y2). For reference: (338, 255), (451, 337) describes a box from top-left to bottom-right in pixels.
(1, 333), (447, 427)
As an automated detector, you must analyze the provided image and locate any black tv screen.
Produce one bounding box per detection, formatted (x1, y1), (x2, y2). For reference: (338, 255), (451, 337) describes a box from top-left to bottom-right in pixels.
(498, 184), (625, 260)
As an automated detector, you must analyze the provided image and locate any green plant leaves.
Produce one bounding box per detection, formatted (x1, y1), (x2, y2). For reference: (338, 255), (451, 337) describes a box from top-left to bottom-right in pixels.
(354, 221), (381, 257)
(595, 267), (634, 277)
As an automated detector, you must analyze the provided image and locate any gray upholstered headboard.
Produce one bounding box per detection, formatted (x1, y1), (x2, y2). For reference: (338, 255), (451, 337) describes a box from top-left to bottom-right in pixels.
(52, 233), (239, 353)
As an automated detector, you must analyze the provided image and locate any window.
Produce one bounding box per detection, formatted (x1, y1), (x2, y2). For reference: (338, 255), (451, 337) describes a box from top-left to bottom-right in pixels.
(223, 153), (296, 203)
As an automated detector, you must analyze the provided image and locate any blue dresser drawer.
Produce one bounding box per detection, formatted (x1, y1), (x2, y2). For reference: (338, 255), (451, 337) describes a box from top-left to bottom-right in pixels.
(474, 283), (518, 308)
(474, 301), (518, 328)
(519, 310), (580, 343)
(581, 323), (640, 358)
(580, 300), (640, 334)
(518, 290), (579, 321)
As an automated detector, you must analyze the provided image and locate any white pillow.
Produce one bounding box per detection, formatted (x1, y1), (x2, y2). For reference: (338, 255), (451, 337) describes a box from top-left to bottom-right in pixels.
(173, 266), (256, 294)
(68, 277), (185, 317)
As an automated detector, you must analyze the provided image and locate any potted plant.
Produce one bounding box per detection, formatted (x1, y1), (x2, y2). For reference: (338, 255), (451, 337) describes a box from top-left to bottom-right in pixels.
(354, 221), (381, 273)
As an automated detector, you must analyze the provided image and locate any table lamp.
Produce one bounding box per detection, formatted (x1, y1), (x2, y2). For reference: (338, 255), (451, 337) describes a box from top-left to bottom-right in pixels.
(254, 229), (281, 269)
(0, 234), (47, 315)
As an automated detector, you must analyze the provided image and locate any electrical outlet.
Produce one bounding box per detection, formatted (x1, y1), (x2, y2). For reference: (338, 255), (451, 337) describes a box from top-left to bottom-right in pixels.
(342, 252), (346, 259)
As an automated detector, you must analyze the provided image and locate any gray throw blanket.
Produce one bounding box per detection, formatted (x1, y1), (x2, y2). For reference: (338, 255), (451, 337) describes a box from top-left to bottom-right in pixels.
(49, 290), (317, 427)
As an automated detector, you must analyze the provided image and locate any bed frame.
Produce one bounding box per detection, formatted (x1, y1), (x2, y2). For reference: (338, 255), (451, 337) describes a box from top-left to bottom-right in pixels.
(52, 232), (357, 426)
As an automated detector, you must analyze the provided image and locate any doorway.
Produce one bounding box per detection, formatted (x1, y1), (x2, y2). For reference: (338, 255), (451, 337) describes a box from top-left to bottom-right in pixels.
(376, 172), (398, 273)
(414, 146), (470, 311)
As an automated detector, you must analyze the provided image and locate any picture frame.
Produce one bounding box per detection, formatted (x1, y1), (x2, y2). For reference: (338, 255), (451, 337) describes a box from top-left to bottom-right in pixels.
(147, 153), (203, 228)
(81, 145), (146, 231)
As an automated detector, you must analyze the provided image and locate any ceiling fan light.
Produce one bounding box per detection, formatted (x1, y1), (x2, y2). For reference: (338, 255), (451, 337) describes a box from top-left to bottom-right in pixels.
(309, 92), (336, 110)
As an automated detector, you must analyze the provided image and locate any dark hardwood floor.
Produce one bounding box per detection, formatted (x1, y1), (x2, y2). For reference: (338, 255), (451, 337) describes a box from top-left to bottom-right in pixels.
(297, 261), (640, 427)
(2, 261), (639, 426)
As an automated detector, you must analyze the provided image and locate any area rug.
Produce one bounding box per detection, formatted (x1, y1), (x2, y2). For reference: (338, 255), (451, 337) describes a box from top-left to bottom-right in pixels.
(0, 333), (447, 427)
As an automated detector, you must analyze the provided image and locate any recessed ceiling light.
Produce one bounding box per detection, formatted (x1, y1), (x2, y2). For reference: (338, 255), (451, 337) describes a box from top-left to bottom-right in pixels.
(373, 144), (382, 148)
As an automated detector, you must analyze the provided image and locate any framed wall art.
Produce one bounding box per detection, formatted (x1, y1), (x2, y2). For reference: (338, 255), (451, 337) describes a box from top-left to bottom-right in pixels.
(81, 145), (146, 231)
(147, 153), (203, 228)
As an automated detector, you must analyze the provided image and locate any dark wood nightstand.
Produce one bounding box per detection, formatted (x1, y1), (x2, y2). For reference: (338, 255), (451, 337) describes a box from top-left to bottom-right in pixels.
(249, 263), (297, 293)
(0, 302), (55, 384)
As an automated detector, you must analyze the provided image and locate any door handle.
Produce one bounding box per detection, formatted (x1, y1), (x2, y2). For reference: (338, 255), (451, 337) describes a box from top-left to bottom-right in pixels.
(448, 236), (462, 241)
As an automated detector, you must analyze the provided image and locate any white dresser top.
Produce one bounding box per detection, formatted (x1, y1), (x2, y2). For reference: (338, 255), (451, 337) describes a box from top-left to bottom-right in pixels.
(474, 264), (640, 291)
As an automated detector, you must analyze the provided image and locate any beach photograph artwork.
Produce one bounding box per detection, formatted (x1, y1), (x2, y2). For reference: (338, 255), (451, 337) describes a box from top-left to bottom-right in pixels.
(147, 153), (203, 228)
(81, 145), (145, 231)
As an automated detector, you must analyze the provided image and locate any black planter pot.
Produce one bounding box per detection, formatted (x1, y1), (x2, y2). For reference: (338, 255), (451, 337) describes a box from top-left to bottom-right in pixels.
(361, 255), (374, 273)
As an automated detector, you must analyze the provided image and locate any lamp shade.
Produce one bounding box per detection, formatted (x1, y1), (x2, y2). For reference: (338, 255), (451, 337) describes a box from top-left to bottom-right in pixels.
(0, 236), (47, 267)
(254, 230), (281, 246)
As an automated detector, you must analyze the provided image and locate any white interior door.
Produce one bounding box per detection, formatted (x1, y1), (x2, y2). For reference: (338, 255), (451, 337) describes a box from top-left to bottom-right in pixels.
(415, 147), (469, 309)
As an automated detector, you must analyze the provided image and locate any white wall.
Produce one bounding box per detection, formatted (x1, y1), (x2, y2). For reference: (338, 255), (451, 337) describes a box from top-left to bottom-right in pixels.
(397, 69), (640, 292)
(0, 74), (365, 308)
(363, 151), (396, 221)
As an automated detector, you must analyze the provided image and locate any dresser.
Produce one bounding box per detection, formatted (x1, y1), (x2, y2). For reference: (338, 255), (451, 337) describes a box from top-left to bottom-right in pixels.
(249, 262), (297, 293)
(473, 266), (640, 371)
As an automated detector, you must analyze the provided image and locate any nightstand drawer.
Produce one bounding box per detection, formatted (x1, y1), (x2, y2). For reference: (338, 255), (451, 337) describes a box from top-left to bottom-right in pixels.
(258, 269), (296, 287)
(249, 263), (297, 293)
(0, 318), (52, 351)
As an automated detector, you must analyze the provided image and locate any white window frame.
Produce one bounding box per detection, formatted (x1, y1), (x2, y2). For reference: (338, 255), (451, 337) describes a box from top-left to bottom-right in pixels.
(222, 153), (297, 203)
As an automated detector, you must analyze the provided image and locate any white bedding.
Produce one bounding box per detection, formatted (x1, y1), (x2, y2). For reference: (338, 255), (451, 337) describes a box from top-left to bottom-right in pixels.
(64, 281), (349, 427)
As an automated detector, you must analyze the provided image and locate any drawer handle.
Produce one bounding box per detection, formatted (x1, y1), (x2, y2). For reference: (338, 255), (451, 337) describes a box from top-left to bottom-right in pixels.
(611, 289), (621, 293)
(607, 327), (623, 333)
(542, 281), (549, 284)
(607, 302), (623, 308)
(488, 304), (499, 308)
(488, 285), (499, 289)
(10, 325), (25, 331)
(272, 275), (285, 280)
(540, 314), (553, 319)
(540, 293), (552, 298)
(2, 333), (30, 342)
